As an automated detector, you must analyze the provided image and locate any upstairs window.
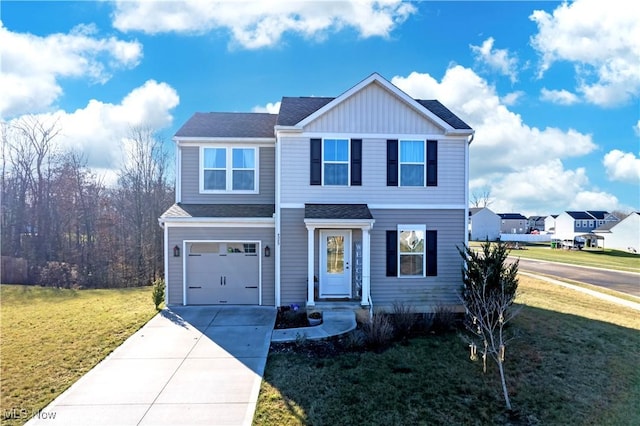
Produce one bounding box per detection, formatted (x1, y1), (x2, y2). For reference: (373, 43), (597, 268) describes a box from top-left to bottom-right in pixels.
(323, 139), (349, 185)
(387, 139), (437, 187)
(201, 147), (257, 192)
(400, 140), (425, 186)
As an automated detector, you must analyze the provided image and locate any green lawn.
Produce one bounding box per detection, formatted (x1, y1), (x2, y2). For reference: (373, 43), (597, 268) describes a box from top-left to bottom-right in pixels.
(0, 285), (157, 426)
(482, 243), (640, 273)
(254, 275), (640, 425)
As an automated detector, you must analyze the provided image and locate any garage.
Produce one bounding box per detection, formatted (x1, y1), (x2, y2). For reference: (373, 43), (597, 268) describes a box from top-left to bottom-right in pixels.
(186, 241), (260, 305)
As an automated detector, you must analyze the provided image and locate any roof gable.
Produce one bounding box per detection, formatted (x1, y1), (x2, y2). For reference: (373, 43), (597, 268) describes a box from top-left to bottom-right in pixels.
(279, 73), (472, 135)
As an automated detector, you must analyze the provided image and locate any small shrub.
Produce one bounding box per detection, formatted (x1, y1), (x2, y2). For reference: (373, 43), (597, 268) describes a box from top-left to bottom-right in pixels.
(38, 261), (76, 288)
(414, 311), (435, 334)
(362, 312), (394, 350)
(343, 329), (366, 350)
(151, 279), (165, 310)
(390, 301), (417, 340)
(432, 304), (457, 333)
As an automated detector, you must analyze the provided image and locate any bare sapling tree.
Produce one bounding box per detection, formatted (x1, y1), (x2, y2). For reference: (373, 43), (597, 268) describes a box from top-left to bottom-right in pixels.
(458, 241), (521, 410)
(470, 189), (492, 208)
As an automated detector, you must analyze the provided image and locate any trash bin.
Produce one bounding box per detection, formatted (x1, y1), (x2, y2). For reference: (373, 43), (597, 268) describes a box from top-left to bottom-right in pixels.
(551, 241), (557, 249)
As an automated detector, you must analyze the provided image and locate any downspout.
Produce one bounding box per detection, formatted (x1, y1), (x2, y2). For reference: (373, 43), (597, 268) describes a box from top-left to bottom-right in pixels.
(464, 132), (474, 249)
(274, 131), (281, 307)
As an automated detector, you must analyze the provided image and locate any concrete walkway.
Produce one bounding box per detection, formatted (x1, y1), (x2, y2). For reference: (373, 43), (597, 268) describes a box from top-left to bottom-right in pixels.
(271, 311), (357, 342)
(26, 306), (276, 426)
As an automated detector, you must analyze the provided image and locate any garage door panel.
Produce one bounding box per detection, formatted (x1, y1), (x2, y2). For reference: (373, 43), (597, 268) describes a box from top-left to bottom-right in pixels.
(186, 243), (260, 305)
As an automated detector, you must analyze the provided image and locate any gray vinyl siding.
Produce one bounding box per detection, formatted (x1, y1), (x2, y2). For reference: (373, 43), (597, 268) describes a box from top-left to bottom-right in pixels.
(180, 146), (275, 204)
(166, 226), (275, 306)
(305, 82), (442, 134)
(279, 208), (308, 306)
(279, 209), (364, 307)
(369, 208), (465, 310)
(280, 136), (466, 205)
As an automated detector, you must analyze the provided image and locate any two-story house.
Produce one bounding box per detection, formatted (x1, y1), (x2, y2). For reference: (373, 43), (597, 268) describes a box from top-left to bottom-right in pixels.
(497, 213), (528, 234)
(159, 73), (474, 312)
(554, 211), (619, 241)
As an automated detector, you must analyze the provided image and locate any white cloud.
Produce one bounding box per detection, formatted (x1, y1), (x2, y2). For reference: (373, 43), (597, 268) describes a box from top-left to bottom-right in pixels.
(634, 120), (640, 137)
(470, 37), (519, 83)
(391, 67), (624, 215)
(7, 80), (179, 174)
(603, 149), (640, 184)
(0, 21), (142, 118)
(500, 91), (524, 106)
(530, 0), (640, 107)
(392, 67), (596, 175)
(540, 88), (579, 105)
(111, 0), (416, 49)
(252, 101), (281, 114)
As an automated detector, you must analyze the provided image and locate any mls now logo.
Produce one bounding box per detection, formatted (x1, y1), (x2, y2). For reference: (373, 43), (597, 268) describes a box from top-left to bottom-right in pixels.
(2, 408), (56, 421)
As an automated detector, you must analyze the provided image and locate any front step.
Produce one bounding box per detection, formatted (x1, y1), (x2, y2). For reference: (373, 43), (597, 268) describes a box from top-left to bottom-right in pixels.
(308, 300), (364, 312)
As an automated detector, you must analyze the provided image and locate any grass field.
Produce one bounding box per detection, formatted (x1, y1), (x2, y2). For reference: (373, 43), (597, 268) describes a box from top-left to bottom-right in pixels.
(0, 285), (157, 426)
(474, 242), (640, 273)
(254, 275), (640, 425)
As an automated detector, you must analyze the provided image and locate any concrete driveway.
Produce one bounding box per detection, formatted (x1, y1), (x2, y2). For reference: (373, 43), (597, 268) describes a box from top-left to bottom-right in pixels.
(26, 306), (276, 426)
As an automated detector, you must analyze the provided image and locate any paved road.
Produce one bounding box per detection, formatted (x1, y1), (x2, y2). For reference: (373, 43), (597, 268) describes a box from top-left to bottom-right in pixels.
(513, 257), (640, 297)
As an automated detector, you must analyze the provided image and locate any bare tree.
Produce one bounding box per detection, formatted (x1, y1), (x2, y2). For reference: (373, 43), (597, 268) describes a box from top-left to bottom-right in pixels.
(459, 241), (521, 411)
(115, 127), (173, 286)
(470, 189), (492, 208)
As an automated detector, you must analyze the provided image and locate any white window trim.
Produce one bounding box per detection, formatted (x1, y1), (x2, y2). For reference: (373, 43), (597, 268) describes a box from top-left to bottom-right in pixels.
(322, 138), (350, 186)
(397, 224), (426, 278)
(399, 139), (426, 187)
(200, 146), (259, 194)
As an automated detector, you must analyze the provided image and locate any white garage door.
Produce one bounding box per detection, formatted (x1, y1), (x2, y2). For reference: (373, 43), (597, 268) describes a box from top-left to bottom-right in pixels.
(186, 242), (260, 305)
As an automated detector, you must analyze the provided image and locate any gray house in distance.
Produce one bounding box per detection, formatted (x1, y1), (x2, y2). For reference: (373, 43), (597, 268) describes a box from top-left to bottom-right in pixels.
(498, 213), (528, 234)
(159, 73), (474, 312)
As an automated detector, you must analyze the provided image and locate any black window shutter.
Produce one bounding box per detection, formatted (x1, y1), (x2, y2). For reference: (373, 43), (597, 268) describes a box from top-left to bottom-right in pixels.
(387, 139), (398, 186)
(310, 138), (322, 185)
(427, 140), (438, 187)
(350, 139), (362, 186)
(426, 230), (437, 276)
(386, 230), (398, 277)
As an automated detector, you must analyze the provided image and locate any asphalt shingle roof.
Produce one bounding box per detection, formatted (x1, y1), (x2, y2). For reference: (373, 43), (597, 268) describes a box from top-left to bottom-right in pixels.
(276, 97), (334, 126)
(175, 113), (277, 138)
(586, 210), (609, 220)
(161, 203), (275, 218)
(566, 211), (595, 220)
(415, 99), (472, 130)
(498, 213), (527, 220)
(305, 204), (373, 220)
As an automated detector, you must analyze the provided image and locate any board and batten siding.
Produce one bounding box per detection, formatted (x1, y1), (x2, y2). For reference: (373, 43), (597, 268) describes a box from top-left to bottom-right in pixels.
(180, 146), (275, 204)
(369, 208), (465, 310)
(305, 82), (442, 134)
(279, 136), (466, 205)
(166, 226), (275, 306)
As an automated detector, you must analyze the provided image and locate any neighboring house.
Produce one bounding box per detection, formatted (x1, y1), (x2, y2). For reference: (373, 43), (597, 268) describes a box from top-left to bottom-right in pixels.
(593, 212), (640, 253)
(554, 211), (619, 241)
(497, 213), (528, 234)
(469, 207), (500, 241)
(159, 73), (474, 312)
(544, 214), (558, 233)
(527, 215), (546, 233)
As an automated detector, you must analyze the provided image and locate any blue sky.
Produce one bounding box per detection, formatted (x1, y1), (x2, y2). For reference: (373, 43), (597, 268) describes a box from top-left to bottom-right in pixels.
(1, 0), (638, 215)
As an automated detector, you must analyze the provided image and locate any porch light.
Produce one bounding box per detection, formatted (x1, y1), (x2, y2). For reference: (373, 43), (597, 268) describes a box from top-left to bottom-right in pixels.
(264, 245), (271, 257)
(173, 245), (180, 257)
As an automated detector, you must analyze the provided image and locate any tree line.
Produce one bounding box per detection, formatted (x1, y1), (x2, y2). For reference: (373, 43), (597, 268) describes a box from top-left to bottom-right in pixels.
(1, 116), (174, 288)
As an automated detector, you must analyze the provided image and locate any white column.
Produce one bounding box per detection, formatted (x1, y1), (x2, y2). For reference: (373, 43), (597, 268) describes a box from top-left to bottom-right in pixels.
(307, 226), (315, 306)
(361, 227), (371, 306)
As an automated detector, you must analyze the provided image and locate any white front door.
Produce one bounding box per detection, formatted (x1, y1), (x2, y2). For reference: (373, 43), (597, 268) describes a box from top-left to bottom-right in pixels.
(319, 230), (351, 298)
